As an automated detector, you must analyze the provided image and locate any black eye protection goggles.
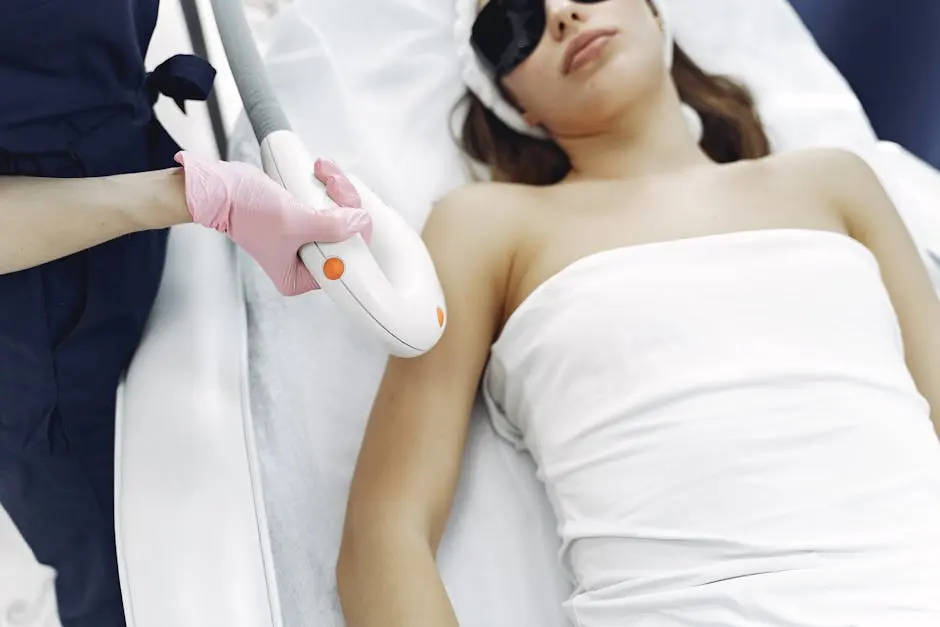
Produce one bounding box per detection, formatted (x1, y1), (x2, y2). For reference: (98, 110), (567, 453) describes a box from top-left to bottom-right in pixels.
(470, 0), (609, 79)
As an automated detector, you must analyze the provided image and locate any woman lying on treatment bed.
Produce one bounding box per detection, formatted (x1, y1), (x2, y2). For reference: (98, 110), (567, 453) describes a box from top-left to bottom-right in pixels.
(336, 0), (940, 625)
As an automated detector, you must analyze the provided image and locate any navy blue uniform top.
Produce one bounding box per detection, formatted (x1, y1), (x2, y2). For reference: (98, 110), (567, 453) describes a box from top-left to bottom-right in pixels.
(0, 1), (214, 625)
(0, 0), (205, 152)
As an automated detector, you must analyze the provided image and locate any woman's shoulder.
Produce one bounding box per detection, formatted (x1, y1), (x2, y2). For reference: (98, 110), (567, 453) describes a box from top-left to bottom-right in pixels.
(432, 180), (544, 216)
(757, 147), (882, 195)
(759, 147), (891, 220)
(426, 181), (542, 246)
(419, 181), (542, 293)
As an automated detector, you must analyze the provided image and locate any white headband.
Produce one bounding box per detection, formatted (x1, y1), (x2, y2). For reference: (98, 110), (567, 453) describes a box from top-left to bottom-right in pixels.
(455, 0), (703, 141)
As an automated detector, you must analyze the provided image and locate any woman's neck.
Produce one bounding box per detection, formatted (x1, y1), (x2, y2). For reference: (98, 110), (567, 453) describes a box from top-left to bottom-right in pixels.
(559, 97), (713, 182)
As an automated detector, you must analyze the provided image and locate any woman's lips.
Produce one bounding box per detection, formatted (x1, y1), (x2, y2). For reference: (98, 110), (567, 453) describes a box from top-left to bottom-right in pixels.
(564, 30), (617, 75)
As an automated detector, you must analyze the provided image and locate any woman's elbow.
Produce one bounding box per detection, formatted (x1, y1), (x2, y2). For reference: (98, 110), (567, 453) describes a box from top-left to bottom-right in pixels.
(336, 521), (376, 625)
(336, 506), (374, 594)
(335, 534), (360, 602)
(335, 501), (424, 594)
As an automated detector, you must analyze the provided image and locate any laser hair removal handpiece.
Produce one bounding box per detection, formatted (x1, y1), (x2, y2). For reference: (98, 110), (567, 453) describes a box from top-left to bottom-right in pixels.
(208, 0), (447, 358)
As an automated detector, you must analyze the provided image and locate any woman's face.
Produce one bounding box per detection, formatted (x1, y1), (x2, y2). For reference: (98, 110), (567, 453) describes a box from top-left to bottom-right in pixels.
(478, 0), (669, 137)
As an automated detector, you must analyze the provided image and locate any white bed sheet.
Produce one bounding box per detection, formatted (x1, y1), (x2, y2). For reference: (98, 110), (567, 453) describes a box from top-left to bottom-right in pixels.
(227, 1), (940, 625)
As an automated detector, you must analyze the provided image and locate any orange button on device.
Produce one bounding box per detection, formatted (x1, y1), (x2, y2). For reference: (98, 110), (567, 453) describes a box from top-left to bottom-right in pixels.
(323, 257), (345, 281)
(437, 307), (445, 327)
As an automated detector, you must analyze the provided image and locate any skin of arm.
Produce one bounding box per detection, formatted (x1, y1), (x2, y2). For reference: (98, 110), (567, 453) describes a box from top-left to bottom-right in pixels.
(336, 183), (523, 627)
(814, 148), (940, 438)
(0, 168), (192, 274)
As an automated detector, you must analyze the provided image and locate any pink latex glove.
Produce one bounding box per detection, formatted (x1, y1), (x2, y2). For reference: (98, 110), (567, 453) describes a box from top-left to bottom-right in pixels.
(174, 151), (372, 296)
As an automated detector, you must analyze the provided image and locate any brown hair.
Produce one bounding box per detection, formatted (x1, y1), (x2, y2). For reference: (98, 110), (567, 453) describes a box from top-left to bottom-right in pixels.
(458, 43), (771, 186)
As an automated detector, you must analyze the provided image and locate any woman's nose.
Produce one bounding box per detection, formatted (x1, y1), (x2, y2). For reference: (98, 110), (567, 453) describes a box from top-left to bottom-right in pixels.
(546, 1), (586, 41)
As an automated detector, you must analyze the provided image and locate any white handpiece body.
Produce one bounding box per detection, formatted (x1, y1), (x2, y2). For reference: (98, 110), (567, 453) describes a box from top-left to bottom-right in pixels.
(260, 130), (446, 357)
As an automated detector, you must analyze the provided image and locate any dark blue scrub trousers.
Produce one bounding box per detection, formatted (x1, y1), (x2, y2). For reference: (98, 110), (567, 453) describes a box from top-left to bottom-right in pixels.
(0, 1), (215, 625)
